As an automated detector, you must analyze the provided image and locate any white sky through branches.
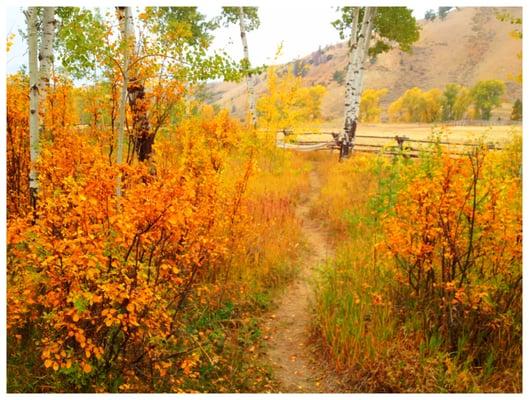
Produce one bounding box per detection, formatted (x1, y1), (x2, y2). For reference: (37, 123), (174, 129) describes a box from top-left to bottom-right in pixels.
(6, 5), (431, 78)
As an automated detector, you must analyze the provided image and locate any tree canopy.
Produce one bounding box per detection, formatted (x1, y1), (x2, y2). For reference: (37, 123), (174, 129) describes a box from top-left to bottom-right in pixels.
(332, 7), (420, 57)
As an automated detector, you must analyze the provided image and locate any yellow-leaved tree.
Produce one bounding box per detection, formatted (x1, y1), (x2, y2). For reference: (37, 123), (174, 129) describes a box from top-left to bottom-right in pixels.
(256, 66), (326, 133)
(388, 87), (443, 123)
(359, 88), (388, 123)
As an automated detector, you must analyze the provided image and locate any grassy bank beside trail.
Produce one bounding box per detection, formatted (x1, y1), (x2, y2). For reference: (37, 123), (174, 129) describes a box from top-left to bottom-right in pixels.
(310, 134), (522, 392)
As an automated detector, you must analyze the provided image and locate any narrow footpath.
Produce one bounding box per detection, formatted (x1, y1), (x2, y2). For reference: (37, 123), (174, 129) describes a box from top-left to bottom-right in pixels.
(262, 169), (341, 393)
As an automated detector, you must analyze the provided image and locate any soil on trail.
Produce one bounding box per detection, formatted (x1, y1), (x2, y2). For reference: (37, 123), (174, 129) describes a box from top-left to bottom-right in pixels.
(262, 169), (341, 393)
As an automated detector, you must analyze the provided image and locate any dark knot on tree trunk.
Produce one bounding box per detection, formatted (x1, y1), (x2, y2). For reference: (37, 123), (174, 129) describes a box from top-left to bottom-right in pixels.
(339, 117), (357, 161)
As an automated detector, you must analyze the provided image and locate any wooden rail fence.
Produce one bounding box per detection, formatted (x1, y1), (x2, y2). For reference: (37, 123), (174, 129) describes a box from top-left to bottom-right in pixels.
(276, 131), (504, 158)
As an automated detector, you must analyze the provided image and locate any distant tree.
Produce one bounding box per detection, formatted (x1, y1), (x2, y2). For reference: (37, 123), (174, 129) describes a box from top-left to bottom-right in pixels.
(388, 98), (405, 122)
(292, 59), (308, 77)
(452, 87), (473, 120)
(441, 83), (462, 120)
(332, 70), (345, 85)
(471, 80), (505, 120)
(220, 7), (260, 127)
(311, 46), (324, 65)
(359, 88), (388, 122)
(438, 7), (452, 20)
(388, 87), (442, 123)
(423, 88), (443, 122)
(511, 99), (522, 121)
(332, 7), (419, 156)
(425, 9), (437, 21)
(256, 66), (326, 132)
(388, 87), (424, 122)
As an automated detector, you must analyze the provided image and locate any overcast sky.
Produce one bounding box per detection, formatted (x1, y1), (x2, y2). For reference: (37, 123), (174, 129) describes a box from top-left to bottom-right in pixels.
(6, 5), (430, 76)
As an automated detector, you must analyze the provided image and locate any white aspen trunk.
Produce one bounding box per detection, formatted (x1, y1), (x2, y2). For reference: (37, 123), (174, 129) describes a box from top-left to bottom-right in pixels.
(239, 7), (257, 127)
(38, 7), (56, 102)
(343, 7), (376, 153)
(27, 7), (39, 205)
(350, 8), (376, 134)
(343, 7), (360, 134)
(351, 8), (376, 119)
(116, 6), (132, 196)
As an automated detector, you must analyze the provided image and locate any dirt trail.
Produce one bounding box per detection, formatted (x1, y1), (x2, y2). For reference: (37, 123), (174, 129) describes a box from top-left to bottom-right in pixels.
(263, 169), (340, 393)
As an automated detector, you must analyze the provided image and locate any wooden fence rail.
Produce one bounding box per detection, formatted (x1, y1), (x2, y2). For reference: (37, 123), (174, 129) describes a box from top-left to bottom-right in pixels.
(276, 131), (505, 157)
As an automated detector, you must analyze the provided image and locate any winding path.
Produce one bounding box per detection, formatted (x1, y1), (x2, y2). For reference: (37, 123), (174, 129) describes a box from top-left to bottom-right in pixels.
(262, 169), (341, 393)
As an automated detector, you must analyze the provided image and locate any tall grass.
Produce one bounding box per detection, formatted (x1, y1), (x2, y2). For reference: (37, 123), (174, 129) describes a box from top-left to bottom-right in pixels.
(311, 134), (522, 392)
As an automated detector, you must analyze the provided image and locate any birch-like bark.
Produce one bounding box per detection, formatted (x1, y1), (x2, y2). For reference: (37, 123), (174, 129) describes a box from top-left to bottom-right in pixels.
(344, 7), (376, 152)
(239, 7), (257, 127)
(351, 8), (376, 119)
(342, 7), (360, 143)
(116, 6), (132, 196)
(27, 7), (39, 206)
(38, 7), (56, 102)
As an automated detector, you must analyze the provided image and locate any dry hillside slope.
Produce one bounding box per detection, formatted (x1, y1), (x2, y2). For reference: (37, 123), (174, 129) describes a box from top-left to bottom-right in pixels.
(208, 7), (522, 122)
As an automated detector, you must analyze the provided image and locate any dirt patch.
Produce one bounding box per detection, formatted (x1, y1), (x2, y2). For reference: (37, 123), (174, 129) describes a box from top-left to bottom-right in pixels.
(262, 169), (342, 393)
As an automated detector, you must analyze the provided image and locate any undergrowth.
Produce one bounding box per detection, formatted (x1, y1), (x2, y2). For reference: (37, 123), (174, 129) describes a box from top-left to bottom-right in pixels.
(311, 134), (522, 393)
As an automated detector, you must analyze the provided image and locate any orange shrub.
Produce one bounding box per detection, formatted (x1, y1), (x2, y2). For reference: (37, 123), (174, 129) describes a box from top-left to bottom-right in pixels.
(7, 73), (30, 216)
(383, 149), (522, 367)
(6, 108), (251, 391)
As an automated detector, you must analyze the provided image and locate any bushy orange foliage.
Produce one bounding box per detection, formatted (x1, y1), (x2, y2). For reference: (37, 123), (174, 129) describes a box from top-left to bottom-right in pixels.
(312, 140), (521, 392)
(43, 75), (79, 134)
(384, 149), (522, 364)
(7, 104), (258, 391)
(7, 73), (30, 216)
(76, 79), (119, 159)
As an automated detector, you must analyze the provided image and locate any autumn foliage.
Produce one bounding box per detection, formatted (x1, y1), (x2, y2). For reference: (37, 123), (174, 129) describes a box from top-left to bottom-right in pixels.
(7, 73), (30, 216)
(359, 88), (388, 123)
(312, 137), (522, 392)
(384, 151), (522, 360)
(256, 66), (326, 133)
(7, 70), (309, 392)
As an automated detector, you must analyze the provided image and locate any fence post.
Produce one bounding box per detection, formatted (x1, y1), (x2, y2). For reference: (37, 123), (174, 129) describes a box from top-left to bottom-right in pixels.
(395, 135), (405, 151)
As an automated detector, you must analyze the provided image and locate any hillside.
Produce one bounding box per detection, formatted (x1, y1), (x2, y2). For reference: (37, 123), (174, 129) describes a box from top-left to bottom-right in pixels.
(208, 7), (522, 123)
